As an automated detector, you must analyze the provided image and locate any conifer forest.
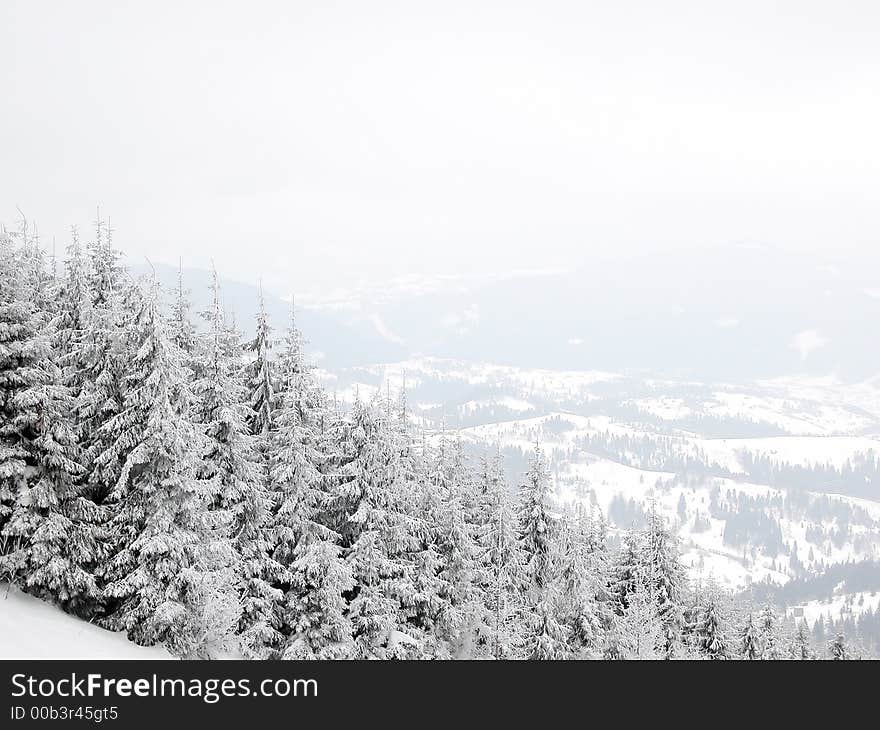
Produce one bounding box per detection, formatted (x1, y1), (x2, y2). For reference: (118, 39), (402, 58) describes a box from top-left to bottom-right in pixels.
(0, 220), (860, 660)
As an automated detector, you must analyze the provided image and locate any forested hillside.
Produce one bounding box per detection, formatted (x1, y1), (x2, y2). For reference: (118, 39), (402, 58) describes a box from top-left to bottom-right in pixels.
(0, 219), (866, 659)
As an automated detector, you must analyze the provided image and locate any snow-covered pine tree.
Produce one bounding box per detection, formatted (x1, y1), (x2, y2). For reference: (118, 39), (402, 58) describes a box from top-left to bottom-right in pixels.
(393, 424), (449, 657)
(54, 228), (93, 375)
(828, 633), (848, 660)
(271, 301), (353, 659)
(611, 528), (642, 612)
(554, 506), (604, 657)
(522, 598), (570, 660)
(0, 227), (102, 613)
(244, 285), (275, 544)
(739, 612), (761, 660)
(641, 505), (686, 657)
(194, 268), (283, 658)
(758, 603), (781, 659)
(246, 284), (274, 438)
(791, 619), (813, 660)
(100, 279), (238, 657)
(0, 228), (38, 538)
(434, 434), (482, 657)
(86, 213), (123, 306)
(333, 400), (412, 658)
(0, 240), (100, 602)
(0, 350), (102, 611)
(692, 593), (729, 660)
(169, 260), (197, 363)
(475, 450), (523, 658)
(76, 216), (128, 504)
(273, 297), (305, 405)
(610, 567), (663, 660)
(516, 442), (555, 596)
(17, 220), (55, 317)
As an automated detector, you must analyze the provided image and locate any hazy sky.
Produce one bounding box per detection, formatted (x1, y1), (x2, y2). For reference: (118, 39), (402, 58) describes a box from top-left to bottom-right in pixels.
(2, 1), (879, 295)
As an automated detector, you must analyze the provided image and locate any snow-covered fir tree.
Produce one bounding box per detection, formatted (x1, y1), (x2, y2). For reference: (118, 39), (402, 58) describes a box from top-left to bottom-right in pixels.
(685, 585), (730, 660)
(246, 285), (274, 438)
(76, 217), (128, 504)
(169, 261), (197, 361)
(433, 434), (482, 657)
(554, 506), (605, 657)
(739, 612), (761, 660)
(641, 504), (686, 657)
(475, 450), (523, 659)
(522, 598), (570, 660)
(516, 443), (555, 595)
(758, 603), (781, 660)
(100, 279), (237, 656)
(193, 268), (282, 658)
(0, 228), (39, 536)
(828, 633), (848, 660)
(397, 426), (453, 657)
(0, 227), (102, 612)
(611, 570), (663, 659)
(791, 619), (813, 660)
(271, 304), (353, 659)
(331, 399), (416, 658)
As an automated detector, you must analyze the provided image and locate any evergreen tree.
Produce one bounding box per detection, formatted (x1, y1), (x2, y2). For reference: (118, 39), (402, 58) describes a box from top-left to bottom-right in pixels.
(246, 285), (274, 438)
(396, 427), (451, 656)
(828, 633), (848, 660)
(516, 443), (555, 595)
(792, 619), (813, 660)
(612, 570), (662, 660)
(641, 505), (685, 657)
(194, 268), (282, 658)
(100, 280), (237, 656)
(554, 507), (604, 657)
(271, 306), (353, 659)
(0, 344), (102, 612)
(76, 218), (128, 504)
(685, 586), (729, 660)
(522, 598), (570, 660)
(611, 529), (642, 613)
(332, 400), (414, 658)
(54, 228), (94, 388)
(759, 603), (781, 659)
(434, 435), (481, 657)
(169, 260), (197, 359)
(0, 229), (43, 537)
(0, 228), (102, 612)
(475, 451), (522, 659)
(739, 612), (761, 660)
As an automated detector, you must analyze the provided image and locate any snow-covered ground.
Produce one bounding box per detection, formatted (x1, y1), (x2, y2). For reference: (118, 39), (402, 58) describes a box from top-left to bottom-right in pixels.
(0, 585), (172, 659)
(455, 411), (880, 591)
(695, 435), (880, 473)
(785, 591), (880, 626)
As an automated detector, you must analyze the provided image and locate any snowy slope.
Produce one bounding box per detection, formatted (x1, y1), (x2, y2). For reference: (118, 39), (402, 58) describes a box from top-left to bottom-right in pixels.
(452, 413), (880, 591)
(785, 591), (880, 626)
(0, 585), (172, 659)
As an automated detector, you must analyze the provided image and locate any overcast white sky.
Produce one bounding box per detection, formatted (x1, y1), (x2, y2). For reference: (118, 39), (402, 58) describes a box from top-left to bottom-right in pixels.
(2, 1), (879, 294)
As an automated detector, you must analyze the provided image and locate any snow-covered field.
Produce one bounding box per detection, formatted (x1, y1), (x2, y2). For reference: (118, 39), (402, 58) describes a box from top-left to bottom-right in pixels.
(390, 359), (880, 597)
(695, 435), (880, 473)
(0, 585), (172, 659)
(785, 591), (880, 626)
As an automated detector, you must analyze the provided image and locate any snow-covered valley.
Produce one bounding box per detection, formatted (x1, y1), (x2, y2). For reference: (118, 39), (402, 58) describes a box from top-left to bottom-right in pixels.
(326, 357), (880, 621)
